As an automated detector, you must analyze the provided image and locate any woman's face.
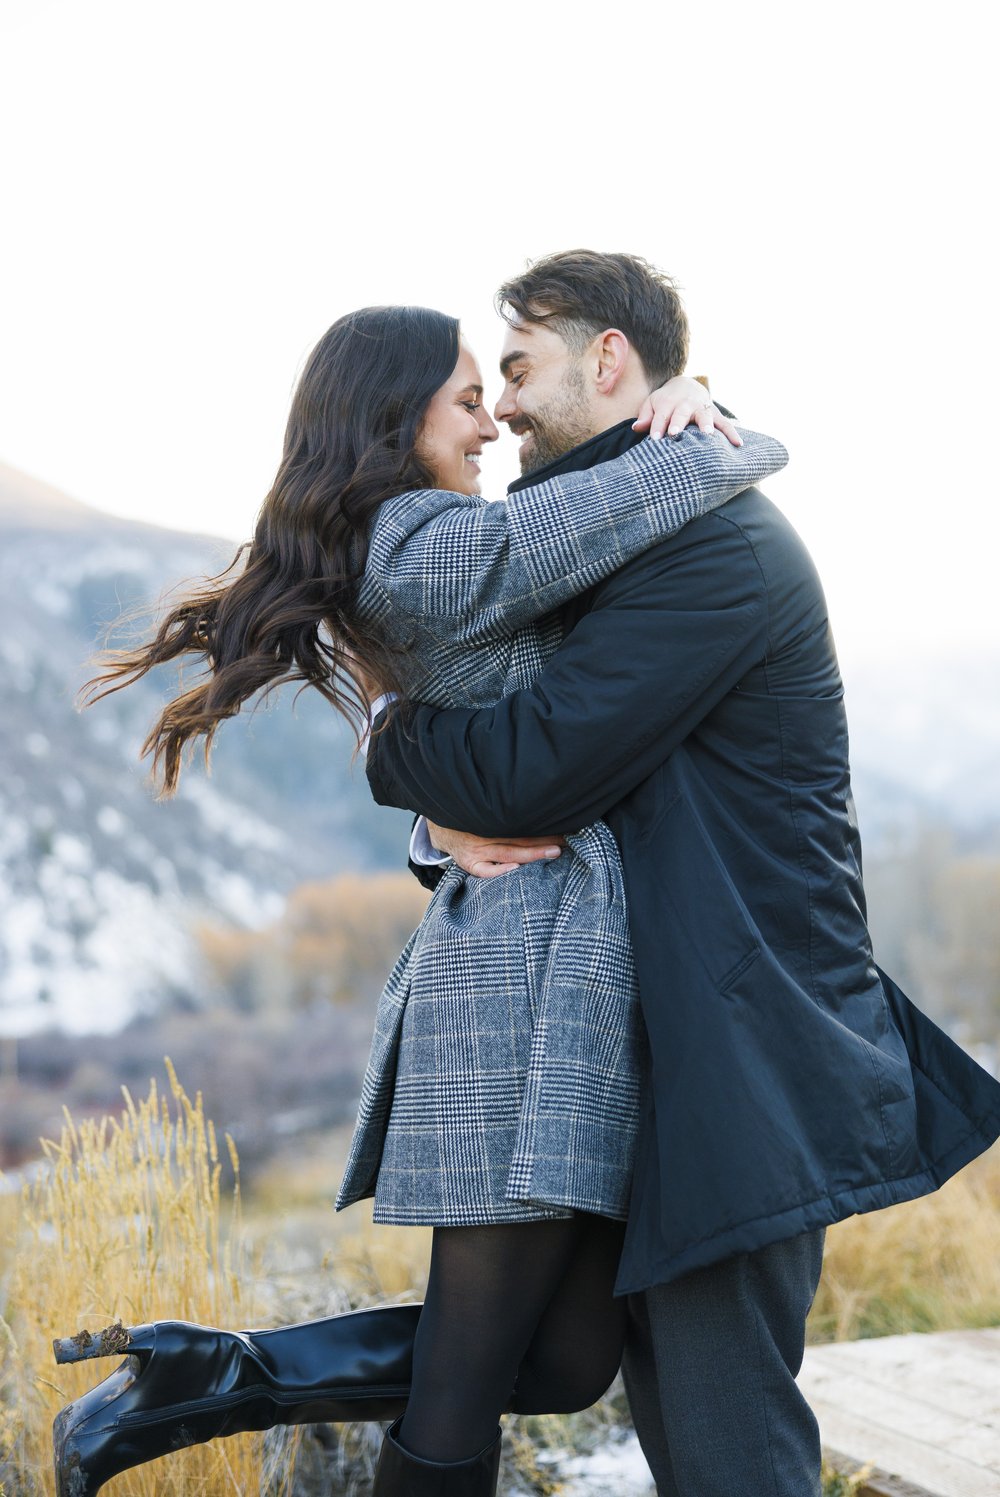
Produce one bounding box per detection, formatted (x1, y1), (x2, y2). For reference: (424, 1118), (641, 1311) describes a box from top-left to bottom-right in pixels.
(417, 340), (499, 495)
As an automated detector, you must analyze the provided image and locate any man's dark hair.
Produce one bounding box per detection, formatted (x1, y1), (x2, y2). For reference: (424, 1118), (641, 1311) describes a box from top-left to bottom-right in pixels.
(496, 250), (690, 386)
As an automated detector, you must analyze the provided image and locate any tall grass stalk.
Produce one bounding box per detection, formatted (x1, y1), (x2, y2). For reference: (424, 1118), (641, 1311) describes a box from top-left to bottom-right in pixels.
(0, 1061), (300, 1495)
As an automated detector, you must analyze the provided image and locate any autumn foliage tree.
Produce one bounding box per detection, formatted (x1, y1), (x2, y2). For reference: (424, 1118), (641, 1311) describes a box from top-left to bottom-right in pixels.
(197, 872), (430, 1012)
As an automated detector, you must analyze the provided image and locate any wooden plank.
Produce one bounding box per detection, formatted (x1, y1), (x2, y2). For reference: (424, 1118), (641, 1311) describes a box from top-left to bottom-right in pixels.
(808, 1328), (1000, 1368)
(806, 1400), (1000, 1496)
(800, 1331), (1000, 1497)
(814, 1329), (1000, 1376)
(807, 1336), (1000, 1429)
(857, 1474), (947, 1497)
(825, 1449), (941, 1497)
(802, 1361), (1000, 1470)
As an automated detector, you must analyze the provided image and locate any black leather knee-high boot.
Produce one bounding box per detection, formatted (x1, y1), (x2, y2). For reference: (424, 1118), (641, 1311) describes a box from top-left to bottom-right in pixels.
(371, 1418), (502, 1496)
(51, 1303), (421, 1496)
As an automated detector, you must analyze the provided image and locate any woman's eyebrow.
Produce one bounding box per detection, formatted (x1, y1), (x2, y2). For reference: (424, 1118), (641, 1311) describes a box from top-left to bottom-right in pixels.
(458, 383), (483, 397)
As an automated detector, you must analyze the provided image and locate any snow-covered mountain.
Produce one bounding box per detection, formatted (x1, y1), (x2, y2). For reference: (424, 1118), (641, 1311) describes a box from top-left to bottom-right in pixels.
(0, 462), (411, 1035)
(1, 461), (997, 1037)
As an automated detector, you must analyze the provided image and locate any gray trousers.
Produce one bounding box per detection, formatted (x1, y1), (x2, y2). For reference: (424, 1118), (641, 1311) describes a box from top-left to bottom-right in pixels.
(621, 1230), (825, 1497)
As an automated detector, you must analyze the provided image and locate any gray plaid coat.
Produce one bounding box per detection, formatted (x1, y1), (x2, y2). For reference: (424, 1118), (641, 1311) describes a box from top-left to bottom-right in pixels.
(336, 428), (788, 1224)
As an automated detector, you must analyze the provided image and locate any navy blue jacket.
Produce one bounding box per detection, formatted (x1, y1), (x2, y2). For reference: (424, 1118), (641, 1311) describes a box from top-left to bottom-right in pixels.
(368, 423), (1000, 1293)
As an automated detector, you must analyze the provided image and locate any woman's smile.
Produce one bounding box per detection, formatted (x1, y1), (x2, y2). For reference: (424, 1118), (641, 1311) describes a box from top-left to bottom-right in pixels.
(417, 340), (499, 494)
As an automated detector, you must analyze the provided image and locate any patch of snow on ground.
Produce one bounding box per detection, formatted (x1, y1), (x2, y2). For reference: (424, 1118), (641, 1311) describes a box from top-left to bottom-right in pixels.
(26, 540), (181, 604)
(0, 872), (201, 1037)
(180, 776), (291, 854)
(203, 863), (284, 927)
(535, 1432), (655, 1495)
(31, 578), (72, 616)
(0, 801), (29, 861)
(96, 805), (126, 836)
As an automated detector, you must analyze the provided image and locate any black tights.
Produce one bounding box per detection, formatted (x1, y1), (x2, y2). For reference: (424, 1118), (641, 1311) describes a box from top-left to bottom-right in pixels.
(398, 1214), (627, 1463)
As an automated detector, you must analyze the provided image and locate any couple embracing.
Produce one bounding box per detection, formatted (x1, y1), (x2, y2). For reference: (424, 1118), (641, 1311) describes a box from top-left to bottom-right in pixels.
(66, 250), (1000, 1496)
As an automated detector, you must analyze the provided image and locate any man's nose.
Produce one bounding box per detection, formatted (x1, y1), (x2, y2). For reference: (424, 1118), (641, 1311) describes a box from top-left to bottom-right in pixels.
(494, 385), (516, 424)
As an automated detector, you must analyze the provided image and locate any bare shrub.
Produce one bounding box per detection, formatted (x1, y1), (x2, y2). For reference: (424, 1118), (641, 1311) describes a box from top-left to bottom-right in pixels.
(197, 872), (430, 1013)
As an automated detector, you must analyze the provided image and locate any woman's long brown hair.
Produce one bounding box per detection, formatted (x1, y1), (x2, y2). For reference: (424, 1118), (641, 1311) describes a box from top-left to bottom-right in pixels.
(82, 306), (461, 795)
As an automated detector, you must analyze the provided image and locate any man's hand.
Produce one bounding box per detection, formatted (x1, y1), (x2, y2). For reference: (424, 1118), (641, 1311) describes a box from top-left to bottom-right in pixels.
(426, 821), (565, 879)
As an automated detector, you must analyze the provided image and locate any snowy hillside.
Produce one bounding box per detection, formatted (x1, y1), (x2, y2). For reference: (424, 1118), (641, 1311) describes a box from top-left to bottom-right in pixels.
(1, 460), (997, 1037)
(0, 463), (411, 1035)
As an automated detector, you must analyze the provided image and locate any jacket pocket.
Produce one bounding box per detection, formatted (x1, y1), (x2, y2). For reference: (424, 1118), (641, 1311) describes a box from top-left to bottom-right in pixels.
(640, 790), (761, 993)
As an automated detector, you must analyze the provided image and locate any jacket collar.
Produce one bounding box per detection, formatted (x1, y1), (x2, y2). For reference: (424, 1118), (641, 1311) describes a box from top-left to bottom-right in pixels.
(506, 418), (644, 494)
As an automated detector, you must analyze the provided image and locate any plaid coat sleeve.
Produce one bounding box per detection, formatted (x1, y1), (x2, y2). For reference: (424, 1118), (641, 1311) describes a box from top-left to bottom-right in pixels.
(363, 427), (787, 645)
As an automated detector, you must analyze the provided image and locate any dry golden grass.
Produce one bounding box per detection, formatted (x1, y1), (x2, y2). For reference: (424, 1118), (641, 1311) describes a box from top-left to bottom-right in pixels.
(809, 1140), (1000, 1344)
(0, 1061), (300, 1496)
(820, 1461), (873, 1496)
(2, 1076), (998, 1496)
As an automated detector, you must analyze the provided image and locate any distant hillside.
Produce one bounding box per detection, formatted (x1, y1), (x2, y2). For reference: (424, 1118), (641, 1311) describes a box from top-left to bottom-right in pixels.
(845, 651), (1000, 845)
(1, 461), (997, 1038)
(0, 462), (411, 1035)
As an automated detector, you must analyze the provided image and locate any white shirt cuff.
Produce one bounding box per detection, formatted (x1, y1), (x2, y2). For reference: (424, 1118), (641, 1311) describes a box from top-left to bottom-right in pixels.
(360, 690), (399, 753)
(410, 816), (451, 867)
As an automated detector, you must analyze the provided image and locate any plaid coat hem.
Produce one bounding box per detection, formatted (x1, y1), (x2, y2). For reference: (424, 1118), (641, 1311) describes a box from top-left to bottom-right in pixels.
(335, 826), (645, 1223)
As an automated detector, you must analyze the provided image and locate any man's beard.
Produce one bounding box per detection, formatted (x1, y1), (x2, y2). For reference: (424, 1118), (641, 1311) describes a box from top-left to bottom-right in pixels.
(516, 362), (594, 473)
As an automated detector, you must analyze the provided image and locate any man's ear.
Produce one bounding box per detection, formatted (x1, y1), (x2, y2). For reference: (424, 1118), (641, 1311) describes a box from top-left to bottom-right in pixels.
(592, 328), (630, 395)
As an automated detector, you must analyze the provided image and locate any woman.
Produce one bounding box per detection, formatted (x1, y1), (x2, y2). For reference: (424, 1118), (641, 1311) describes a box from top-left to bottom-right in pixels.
(59, 305), (787, 1494)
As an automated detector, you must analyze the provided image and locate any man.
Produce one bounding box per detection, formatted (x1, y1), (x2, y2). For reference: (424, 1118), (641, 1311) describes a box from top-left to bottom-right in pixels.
(368, 250), (1000, 1495)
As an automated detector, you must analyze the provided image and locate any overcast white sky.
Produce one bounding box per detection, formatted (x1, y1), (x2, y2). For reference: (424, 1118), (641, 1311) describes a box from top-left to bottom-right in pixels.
(1, 0), (996, 673)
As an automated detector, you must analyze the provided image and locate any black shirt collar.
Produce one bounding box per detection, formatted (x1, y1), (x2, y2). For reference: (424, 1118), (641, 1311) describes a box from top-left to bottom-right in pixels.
(506, 419), (645, 494)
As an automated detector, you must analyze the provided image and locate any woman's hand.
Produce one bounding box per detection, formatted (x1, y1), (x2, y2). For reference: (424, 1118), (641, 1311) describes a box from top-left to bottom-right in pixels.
(633, 376), (743, 446)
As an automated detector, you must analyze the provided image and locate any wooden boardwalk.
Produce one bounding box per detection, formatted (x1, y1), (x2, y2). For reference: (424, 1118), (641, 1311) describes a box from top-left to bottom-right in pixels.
(799, 1327), (1000, 1496)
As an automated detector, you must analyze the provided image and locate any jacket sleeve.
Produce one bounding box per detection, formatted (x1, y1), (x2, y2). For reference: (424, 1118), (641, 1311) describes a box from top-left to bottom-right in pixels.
(366, 513), (770, 836)
(364, 429), (785, 645)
